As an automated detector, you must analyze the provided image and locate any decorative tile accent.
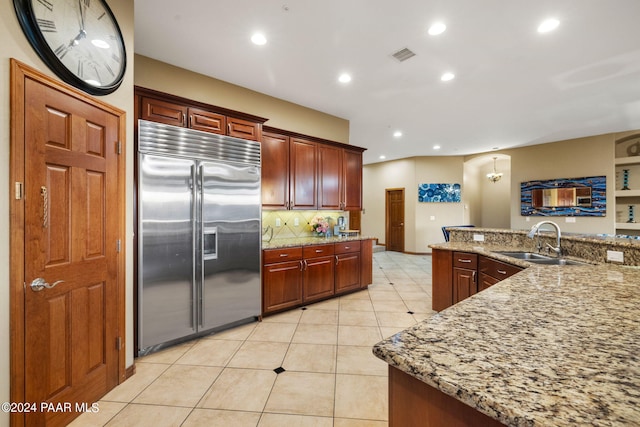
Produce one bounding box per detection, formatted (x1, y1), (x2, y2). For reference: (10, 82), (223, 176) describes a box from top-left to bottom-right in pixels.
(263, 210), (344, 239)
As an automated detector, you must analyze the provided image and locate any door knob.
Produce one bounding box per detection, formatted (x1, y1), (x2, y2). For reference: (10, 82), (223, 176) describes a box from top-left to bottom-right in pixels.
(30, 278), (64, 292)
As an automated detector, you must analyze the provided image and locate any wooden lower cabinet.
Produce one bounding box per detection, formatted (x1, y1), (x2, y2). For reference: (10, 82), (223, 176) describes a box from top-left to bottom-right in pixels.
(303, 256), (335, 302)
(335, 240), (361, 294)
(262, 240), (374, 315)
(388, 366), (503, 427)
(433, 250), (522, 311)
(263, 260), (303, 313)
(478, 273), (500, 292)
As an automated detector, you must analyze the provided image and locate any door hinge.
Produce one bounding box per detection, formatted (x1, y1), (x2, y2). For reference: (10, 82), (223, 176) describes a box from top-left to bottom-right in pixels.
(117, 141), (122, 155)
(116, 336), (122, 350)
(15, 182), (23, 200)
(116, 239), (121, 253)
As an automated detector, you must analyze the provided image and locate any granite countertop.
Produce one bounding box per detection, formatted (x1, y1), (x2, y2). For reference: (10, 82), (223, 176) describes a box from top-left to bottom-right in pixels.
(262, 235), (375, 250)
(373, 247), (640, 426)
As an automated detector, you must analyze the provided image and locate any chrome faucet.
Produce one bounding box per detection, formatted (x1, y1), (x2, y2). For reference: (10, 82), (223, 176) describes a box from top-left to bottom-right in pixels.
(527, 220), (562, 256)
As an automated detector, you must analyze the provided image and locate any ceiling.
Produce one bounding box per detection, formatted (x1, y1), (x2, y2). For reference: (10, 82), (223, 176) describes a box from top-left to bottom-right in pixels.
(134, 0), (640, 165)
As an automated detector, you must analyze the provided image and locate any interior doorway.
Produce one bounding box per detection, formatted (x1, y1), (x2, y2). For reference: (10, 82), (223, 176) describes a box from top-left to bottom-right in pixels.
(385, 188), (405, 252)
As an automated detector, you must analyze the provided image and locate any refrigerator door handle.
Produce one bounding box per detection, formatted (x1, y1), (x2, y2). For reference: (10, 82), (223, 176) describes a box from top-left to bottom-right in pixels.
(191, 164), (198, 330)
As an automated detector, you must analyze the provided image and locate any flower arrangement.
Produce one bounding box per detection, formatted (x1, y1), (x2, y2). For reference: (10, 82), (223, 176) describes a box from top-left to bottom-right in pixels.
(310, 215), (330, 236)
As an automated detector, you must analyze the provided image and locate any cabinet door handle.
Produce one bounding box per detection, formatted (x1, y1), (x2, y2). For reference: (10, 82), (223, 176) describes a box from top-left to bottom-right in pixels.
(335, 255), (339, 265)
(227, 123), (232, 134)
(279, 253), (289, 257)
(458, 259), (472, 263)
(303, 260), (308, 270)
(299, 260), (304, 271)
(472, 271), (476, 282)
(497, 269), (507, 275)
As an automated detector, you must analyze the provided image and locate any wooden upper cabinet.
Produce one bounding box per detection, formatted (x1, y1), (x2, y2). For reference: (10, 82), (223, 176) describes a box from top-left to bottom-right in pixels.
(135, 87), (266, 140)
(318, 145), (343, 210)
(290, 138), (318, 210)
(141, 97), (187, 127)
(228, 117), (261, 141)
(261, 132), (290, 210)
(188, 107), (225, 134)
(343, 149), (363, 211)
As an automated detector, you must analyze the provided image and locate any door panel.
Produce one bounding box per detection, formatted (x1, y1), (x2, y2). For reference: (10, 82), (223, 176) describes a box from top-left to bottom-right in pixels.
(22, 76), (120, 426)
(386, 189), (405, 252)
(200, 161), (261, 331)
(138, 154), (196, 351)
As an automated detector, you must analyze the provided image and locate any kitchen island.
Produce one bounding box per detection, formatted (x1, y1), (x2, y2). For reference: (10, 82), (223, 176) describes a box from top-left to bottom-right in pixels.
(373, 245), (640, 426)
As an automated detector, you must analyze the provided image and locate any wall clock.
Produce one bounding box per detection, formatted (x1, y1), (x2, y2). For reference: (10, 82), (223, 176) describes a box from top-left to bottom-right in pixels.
(14, 0), (126, 96)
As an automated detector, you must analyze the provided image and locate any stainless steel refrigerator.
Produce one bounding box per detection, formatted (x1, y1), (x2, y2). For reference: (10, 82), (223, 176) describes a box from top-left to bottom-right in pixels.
(137, 119), (261, 356)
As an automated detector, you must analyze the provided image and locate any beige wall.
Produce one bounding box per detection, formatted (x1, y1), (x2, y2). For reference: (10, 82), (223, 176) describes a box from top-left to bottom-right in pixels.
(505, 133), (615, 234)
(0, 1), (134, 425)
(135, 55), (350, 144)
(362, 156), (467, 253)
(362, 133), (619, 255)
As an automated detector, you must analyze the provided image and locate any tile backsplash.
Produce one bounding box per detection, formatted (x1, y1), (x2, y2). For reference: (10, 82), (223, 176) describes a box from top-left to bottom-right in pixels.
(262, 210), (346, 240)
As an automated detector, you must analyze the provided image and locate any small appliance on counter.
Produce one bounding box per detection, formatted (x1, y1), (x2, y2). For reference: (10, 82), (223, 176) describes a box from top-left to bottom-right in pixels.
(334, 216), (346, 236)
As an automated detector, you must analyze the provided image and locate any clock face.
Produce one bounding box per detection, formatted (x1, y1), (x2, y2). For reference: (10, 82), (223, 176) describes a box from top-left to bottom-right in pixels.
(14, 0), (126, 95)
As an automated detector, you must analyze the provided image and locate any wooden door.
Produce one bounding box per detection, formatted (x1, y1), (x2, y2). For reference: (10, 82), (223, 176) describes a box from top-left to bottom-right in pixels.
(290, 138), (318, 209)
(335, 253), (361, 294)
(10, 60), (125, 427)
(342, 149), (363, 211)
(453, 268), (477, 303)
(386, 189), (405, 252)
(187, 107), (225, 134)
(302, 256), (335, 303)
(140, 96), (186, 127)
(261, 132), (290, 209)
(318, 144), (343, 210)
(262, 260), (303, 314)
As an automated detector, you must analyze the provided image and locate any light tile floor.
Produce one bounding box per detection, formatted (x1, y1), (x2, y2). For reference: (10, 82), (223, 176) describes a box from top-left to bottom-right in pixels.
(70, 251), (434, 427)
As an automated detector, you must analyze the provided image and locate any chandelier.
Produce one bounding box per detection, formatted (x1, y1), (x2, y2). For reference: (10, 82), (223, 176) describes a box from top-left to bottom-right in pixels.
(486, 157), (503, 183)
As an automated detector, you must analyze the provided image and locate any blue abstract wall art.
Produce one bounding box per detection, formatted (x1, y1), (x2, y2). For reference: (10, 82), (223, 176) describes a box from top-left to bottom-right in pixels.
(418, 183), (461, 203)
(520, 175), (606, 216)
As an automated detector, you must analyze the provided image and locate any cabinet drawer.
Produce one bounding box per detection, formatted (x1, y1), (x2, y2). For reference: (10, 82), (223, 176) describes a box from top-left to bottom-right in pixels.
(453, 252), (477, 269)
(303, 244), (335, 259)
(228, 117), (260, 141)
(334, 240), (361, 254)
(263, 247), (303, 264)
(479, 257), (522, 279)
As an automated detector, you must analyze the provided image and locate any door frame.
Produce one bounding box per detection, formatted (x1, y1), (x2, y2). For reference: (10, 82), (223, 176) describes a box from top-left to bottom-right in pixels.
(9, 59), (127, 426)
(385, 188), (405, 252)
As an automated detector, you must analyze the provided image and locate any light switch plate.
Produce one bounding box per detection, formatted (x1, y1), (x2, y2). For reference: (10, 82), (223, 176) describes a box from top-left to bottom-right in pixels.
(607, 250), (624, 263)
(473, 234), (485, 242)
(565, 217), (576, 223)
(275, 218), (281, 227)
(294, 218), (299, 226)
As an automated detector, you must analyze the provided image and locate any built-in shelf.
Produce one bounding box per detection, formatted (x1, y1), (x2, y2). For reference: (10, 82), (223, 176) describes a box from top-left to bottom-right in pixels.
(615, 190), (640, 198)
(615, 156), (640, 166)
(616, 222), (640, 230)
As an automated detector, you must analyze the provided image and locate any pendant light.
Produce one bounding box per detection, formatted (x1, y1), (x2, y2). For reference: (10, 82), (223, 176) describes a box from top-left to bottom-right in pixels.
(487, 157), (503, 183)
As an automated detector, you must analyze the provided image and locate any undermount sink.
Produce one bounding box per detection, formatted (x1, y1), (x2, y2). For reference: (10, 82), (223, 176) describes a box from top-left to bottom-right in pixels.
(496, 251), (587, 266)
(496, 251), (550, 260)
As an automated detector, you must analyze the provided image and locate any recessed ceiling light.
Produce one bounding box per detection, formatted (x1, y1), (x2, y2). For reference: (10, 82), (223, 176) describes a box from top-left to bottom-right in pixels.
(393, 131), (402, 138)
(440, 72), (455, 82)
(428, 22), (446, 36)
(379, 155), (386, 159)
(537, 18), (559, 33)
(338, 73), (352, 83)
(251, 33), (267, 45)
(433, 145), (441, 150)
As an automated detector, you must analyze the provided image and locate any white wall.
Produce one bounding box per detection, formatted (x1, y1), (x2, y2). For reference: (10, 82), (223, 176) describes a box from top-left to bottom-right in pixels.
(0, 2), (134, 426)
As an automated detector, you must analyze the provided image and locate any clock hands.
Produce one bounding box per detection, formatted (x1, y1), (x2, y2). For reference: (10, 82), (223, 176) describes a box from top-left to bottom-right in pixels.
(67, 0), (89, 50)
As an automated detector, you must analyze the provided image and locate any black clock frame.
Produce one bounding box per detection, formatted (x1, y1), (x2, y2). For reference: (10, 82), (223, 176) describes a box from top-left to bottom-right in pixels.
(13, 0), (127, 96)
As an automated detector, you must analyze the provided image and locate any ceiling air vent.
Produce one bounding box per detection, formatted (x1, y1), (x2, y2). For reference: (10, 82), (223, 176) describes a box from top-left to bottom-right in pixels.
(392, 47), (416, 62)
